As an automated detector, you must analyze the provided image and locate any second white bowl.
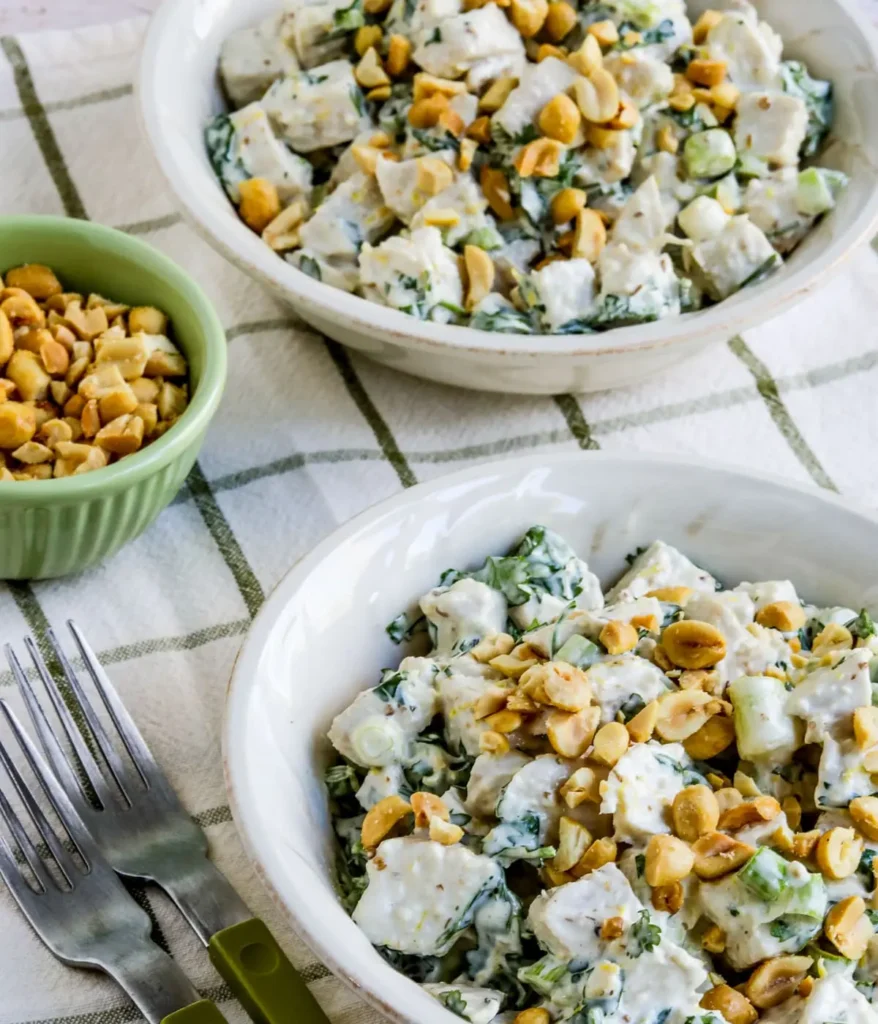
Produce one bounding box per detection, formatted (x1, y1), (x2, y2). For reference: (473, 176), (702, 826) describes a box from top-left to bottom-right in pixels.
(224, 450), (878, 1024)
(140, 0), (878, 394)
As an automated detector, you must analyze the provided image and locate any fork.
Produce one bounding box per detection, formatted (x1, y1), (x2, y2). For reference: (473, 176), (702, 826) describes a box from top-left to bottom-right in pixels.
(7, 622), (328, 1024)
(0, 698), (225, 1024)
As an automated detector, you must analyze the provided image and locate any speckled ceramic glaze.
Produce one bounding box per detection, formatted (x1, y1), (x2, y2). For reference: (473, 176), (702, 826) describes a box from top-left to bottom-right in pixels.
(140, 0), (878, 393)
(0, 217), (227, 579)
(224, 451), (878, 1023)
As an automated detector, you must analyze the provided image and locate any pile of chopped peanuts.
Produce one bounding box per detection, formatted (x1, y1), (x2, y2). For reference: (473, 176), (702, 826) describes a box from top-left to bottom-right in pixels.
(0, 264), (188, 480)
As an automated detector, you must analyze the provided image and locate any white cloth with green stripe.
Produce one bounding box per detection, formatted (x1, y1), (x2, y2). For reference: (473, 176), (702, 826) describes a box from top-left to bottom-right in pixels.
(2, 11), (878, 1024)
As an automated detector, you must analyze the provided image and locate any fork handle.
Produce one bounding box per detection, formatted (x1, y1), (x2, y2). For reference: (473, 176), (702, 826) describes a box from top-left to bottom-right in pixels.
(209, 919), (330, 1024)
(101, 937), (227, 1024)
(162, 1002), (228, 1024)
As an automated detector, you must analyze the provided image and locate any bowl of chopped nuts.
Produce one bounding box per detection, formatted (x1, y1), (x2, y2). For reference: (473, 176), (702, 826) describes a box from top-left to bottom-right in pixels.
(0, 215), (226, 579)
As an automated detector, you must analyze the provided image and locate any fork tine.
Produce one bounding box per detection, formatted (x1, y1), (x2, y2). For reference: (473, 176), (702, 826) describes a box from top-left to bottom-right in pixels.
(0, 829), (39, 904)
(67, 622), (165, 791)
(0, 699), (99, 869)
(21, 635), (119, 809)
(0, 776), (53, 891)
(6, 645), (92, 822)
(0, 701), (84, 885)
(44, 627), (139, 802)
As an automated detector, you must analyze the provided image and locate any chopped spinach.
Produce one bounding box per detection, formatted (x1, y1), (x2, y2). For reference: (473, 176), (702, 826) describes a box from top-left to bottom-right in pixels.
(425, 26), (442, 43)
(629, 909), (661, 956)
(635, 853), (646, 878)
(386, 610), (426, 643)
(298, 254), (322, 282)
(780, 60), (833, 159)
(325, 763), (360, 800)
(377, 947), (448, 983)
(205, 114), (248, 200)
(620, 693), (647, 722)
(374, 669), (405, 702)
(858, 848), (876, 890)
(410, 127), (461, 152)
(614, 17), (675, 48)
(740, 254), (782, 290)
(441, 526), (587, 610)
(349, 84), (367, 118)
(848, 609), (876, 641)
(330, 0), (365, 35)
(436, 990), (468, 1018)
(625, 545), (648, 567)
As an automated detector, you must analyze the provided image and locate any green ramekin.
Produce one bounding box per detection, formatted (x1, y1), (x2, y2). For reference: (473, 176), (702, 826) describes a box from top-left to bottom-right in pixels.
(0, 216), (227, 579)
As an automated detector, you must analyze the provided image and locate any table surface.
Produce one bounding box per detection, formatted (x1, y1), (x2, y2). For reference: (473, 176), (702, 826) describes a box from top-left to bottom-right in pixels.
(0, 0), (161, 33)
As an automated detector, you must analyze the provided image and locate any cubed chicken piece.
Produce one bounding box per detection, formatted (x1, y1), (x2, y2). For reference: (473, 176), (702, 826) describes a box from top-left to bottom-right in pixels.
(205, 107), (313, 204)
(282, 0), (363, 68)
(595, 245), (681, 323)
(699, 848), (826, 969)
(219, 12), (300, 108)
(601, 741), (692, 844)
(524, 259), (597, 333)
(761, 976), (877, 1024)
(786, 648), (872, 744)
(229, 104), (313, 202)
(704, 9), (783, 91)
(528, 864), (643, 962)
(604, 50), (674, 109)
(359, 226), (464, 322)
(420, 577), (508, 654)
(743, 170), (813, 254)
(375, 151), (457, 224)
(413, 6), (525, 81)
(577, 129), (638, 186)
(606, 540), (717, 603)
(586, 655), (671, 724)
(385, 0), (461, 39)
(352, 835), (504, 954)
(685, 215), (779, 301)
(327, 656), (439, 767)
(733, 578), (800, 611)
(465, 751), (531, 819)
(286, 250), (361, 292)
(263, 60), (370, 151)
(492, 57), (578, 139)
(299, 172), (394, 258)
(437, 656), (509, 756)
(817, 733), (878, 809)
(735, 92), (808, 168)
(410, 176), (494, 248)
(611, 176), (673, 251)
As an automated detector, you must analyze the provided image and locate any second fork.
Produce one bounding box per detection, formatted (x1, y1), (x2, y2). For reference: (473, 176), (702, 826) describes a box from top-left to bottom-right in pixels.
(0, 699), (226, 1024)
(7, 623), (328, 1024)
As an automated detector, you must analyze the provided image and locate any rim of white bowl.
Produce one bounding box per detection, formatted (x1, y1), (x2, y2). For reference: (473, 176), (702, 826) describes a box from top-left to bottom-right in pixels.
(140, 0), (878, 361)
(223, 449), (878, 1024)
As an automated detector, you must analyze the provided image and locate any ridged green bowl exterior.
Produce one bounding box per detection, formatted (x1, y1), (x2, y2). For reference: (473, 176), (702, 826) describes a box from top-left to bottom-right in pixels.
(0, 217), (227, 579)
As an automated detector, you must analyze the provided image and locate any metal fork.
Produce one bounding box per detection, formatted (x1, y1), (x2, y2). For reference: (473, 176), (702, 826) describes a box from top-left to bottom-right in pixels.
(0, 698), (225, 1024)
(8, 622), (328, 1024)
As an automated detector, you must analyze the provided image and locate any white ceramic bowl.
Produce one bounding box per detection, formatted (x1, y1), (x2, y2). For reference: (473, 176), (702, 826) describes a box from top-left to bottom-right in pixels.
(225, 450), (878, 1023)
(140, 0), (878, 395)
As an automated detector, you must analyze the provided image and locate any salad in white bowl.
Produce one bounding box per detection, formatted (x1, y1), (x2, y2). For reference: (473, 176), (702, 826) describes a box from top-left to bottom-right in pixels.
(207, 0), (846, 336)
(325, 527), (878, 1023)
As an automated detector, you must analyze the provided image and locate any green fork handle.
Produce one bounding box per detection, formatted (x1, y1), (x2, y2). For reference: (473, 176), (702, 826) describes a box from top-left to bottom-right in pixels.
(162, 1002), (229, 1024)
(208, 918), (331, 1024)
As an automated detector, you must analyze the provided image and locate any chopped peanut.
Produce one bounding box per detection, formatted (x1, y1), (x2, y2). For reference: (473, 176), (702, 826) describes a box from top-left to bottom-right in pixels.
(0, 267), (187, 479)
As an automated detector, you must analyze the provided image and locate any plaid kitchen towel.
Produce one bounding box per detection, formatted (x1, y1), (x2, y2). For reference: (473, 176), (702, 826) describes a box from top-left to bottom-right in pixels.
(2, 7), (878, 1023)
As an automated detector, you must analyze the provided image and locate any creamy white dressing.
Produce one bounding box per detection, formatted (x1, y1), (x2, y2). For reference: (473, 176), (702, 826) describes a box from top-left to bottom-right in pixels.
(601, 741), (691, 844)
(324, 530), (878, 1019)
